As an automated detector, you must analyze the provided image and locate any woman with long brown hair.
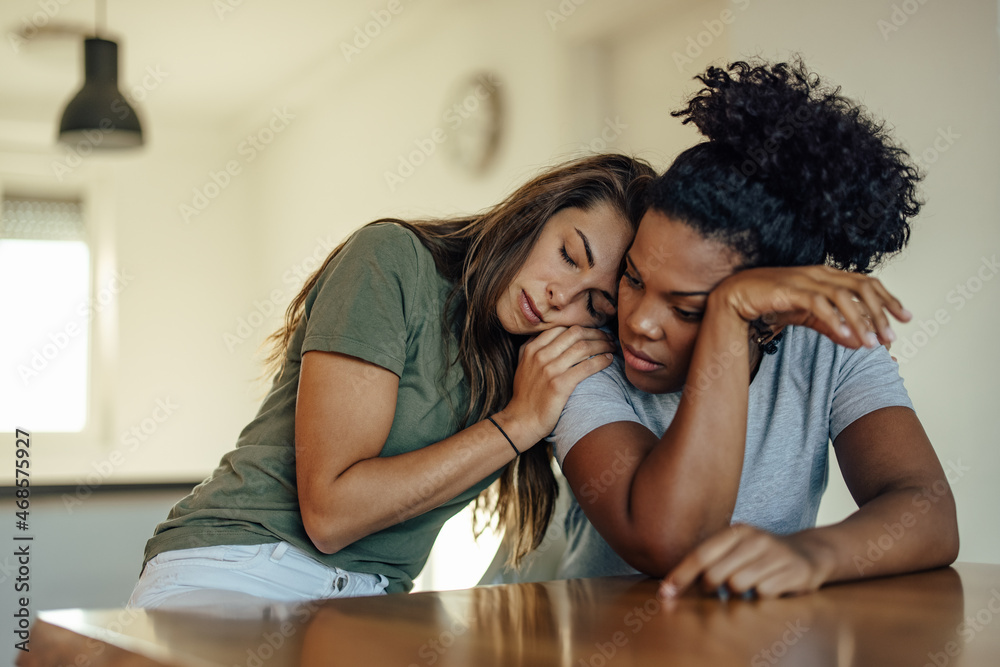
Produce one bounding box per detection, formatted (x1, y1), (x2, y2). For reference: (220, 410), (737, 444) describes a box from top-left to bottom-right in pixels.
(129, 153), (655, 607)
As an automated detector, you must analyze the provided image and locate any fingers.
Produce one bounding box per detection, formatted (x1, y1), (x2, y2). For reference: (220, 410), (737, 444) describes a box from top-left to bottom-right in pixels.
(717, 555), (787, 596)
(508, 326), (616, 438)
(560, 350), (615, 387)
(792, 268), (910, 350)
(659, 526), (825, 602)
(828, 288), (879, 349)
(522, 325), (614, 371)
(658, 525), (748, 598)
(698, 532), (773, 592)
(840, 279), (906, 349)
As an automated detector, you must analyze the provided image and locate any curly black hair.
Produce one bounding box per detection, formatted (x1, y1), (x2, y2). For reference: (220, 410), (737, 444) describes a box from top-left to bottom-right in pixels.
(647, 58), (922, 273)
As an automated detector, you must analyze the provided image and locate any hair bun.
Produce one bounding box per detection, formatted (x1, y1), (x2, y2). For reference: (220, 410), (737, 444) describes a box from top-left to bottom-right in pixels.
(672, 58), (921, 272)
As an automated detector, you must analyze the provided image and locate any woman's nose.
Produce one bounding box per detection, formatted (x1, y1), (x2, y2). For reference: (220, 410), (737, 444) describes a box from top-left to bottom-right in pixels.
(624, 298), (662, 340)
(547, 284), (570, 309)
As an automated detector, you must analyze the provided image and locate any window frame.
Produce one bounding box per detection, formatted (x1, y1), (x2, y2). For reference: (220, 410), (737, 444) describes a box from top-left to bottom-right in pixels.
(1, 166), (118, 483)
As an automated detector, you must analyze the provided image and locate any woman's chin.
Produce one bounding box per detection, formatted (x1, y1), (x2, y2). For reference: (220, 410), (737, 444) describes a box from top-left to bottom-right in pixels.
(624, 366), (676, 394)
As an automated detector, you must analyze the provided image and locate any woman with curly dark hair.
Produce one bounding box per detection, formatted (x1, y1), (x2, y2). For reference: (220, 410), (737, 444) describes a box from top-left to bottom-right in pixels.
(551, 59), (959, 598)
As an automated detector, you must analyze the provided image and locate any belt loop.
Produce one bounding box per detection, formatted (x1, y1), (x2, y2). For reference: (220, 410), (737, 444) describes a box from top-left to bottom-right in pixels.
(270, 542), (290, 562)
(334, 567), (348, 592)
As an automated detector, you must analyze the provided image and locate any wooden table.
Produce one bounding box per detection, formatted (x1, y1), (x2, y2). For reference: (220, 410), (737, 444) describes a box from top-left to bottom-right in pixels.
(19, 562), (1000, 666)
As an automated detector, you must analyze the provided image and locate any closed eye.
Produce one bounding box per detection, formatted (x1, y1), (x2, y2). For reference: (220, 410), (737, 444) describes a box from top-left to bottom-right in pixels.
(564, 245), (609, 323)
(560, 245), (577, 268)
(587, 294), (600, 321)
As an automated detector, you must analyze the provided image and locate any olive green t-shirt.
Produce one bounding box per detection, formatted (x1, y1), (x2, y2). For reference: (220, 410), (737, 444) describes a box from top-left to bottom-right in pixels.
(143, 223), (499, 593)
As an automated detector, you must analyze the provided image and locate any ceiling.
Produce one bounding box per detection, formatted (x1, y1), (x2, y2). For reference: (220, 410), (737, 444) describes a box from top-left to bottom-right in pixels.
(0, 0), (411, 129)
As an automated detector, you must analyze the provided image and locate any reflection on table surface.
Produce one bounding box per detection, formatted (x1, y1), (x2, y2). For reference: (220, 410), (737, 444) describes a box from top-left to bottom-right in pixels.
(19, 562), (1000, 667)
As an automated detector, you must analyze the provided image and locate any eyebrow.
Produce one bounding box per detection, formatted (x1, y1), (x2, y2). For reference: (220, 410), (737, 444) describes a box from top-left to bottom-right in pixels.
(624, 255), (709, 297)
(575, 228), (595, 268)
(577, 228), (616, 308)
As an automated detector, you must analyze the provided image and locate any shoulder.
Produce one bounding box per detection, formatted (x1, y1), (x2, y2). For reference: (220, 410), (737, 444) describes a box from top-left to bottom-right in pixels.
(318, 222), (440, 291)
(770, 326), (911, 438)
(552, 354), (647, 466)
(344, 222), (425, 266)
(778, 325), (898, 377)
(568, 353), (636, 402)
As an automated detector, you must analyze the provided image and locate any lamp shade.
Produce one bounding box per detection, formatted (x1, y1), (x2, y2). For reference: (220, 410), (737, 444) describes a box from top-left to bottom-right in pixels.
(58, 37), (143, 149)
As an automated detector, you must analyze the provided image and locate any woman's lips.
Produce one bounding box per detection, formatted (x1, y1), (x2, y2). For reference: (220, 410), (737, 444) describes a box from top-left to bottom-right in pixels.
(519, 290), (543, 325)
(622, 343), (663, 372)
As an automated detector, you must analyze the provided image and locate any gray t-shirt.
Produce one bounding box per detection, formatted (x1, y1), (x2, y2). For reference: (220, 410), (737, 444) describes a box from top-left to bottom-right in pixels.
(550, 325), (913, 579)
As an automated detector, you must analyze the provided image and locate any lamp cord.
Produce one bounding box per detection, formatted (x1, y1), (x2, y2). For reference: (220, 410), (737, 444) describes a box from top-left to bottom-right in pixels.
(95, 0), (106, 38)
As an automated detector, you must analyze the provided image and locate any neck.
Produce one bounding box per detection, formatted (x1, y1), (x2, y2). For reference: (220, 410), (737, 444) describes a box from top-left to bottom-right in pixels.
(748, 340), (765, 383)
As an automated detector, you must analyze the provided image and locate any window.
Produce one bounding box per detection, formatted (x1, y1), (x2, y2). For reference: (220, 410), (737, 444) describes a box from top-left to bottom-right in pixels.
(0, 196), (91, 432)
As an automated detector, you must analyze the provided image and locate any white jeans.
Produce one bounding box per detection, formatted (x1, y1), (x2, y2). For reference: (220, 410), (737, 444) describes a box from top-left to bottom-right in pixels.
(127, 542), (389, 610)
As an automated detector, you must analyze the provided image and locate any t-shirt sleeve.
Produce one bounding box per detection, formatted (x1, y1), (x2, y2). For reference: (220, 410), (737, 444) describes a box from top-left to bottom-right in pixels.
(550, 357), (642, 467)
(299, 223), (421, 377)
(830, 342), (913, 442)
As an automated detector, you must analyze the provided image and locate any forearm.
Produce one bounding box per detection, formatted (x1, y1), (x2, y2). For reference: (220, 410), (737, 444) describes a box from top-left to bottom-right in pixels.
(626, 305), (752, 569)
(794, 482), (959, 585)
(303, 413), (530, 553)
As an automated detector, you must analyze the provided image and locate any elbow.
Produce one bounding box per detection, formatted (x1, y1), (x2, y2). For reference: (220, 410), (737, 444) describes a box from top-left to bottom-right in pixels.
(937, 505), (961, 567)
(615, 530), (693, 579)
(605, 509), (717, 578)
(932, 484), (961, 568)
(942, 532), (960, 567)
(917, 485), (960, 569)
(300, 502), (348, 555)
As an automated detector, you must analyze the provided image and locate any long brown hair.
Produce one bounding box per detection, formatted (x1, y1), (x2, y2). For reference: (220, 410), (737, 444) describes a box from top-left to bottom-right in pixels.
(264, 153), (654, 566)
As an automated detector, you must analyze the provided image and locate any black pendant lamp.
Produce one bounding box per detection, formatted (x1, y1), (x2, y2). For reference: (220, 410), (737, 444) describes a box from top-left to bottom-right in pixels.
(58, 0), (143, 148)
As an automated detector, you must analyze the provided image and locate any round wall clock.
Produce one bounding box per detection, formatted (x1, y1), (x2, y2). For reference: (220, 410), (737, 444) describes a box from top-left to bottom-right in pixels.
(441, 71), (504, 174)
